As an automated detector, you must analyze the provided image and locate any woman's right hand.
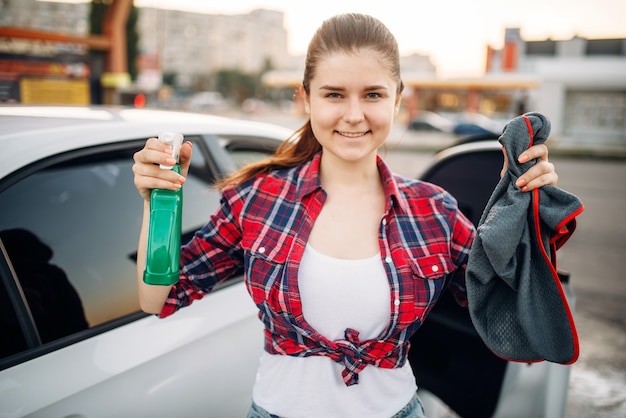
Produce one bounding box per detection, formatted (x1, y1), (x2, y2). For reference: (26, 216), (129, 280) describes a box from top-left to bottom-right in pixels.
(132, 138), (193, 201)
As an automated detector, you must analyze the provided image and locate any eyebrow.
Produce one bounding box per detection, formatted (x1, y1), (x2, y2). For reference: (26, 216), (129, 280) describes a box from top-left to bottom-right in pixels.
(318, 85), (390, 92)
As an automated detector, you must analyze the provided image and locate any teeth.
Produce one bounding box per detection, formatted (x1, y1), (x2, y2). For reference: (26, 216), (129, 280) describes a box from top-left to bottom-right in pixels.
(339, 131), (366, 137)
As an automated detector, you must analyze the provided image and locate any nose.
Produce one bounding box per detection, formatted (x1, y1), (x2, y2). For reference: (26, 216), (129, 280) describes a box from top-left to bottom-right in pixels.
(343, 98), (364, 123)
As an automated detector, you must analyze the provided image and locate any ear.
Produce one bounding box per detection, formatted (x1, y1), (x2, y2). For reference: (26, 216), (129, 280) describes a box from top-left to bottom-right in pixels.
(300, 85), (311, 114)
(394, 93), (402, 115)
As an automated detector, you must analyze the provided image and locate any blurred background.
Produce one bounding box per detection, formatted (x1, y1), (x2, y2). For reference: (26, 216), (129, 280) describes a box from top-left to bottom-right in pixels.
(1, 0), (625, 156)
(1, 1), (625, 417)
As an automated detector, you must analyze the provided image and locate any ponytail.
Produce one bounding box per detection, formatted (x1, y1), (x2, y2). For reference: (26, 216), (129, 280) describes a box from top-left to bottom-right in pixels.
(216, 119), (320, 190)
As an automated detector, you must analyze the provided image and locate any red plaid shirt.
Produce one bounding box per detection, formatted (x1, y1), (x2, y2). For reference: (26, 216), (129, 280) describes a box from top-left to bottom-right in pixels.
(161, 152), (475, 386)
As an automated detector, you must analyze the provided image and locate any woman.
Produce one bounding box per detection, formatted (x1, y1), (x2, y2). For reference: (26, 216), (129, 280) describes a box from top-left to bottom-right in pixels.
(132, 13), (557, 418)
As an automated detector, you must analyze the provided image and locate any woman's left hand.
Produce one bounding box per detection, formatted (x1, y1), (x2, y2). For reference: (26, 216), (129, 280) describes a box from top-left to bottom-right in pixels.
(500, 144), (558, 192)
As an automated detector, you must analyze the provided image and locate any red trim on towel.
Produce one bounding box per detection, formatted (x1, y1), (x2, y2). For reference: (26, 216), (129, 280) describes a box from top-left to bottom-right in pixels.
(531, 189), (580, 364)
(523, 115), (534, 147)
(550, 206), (584, 250)
(524, 116), (579, 364)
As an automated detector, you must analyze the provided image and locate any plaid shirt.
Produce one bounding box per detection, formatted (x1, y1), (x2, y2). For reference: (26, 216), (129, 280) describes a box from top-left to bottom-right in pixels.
(161, 152), (475, 386)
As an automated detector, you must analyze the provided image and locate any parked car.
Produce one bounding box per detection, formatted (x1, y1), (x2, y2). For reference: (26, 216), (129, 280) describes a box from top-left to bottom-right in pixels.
(0, 105), (290, 417)
(408, 111), (504, 138)
(0, 106), (572, 417)
(186, 91), (227, 113)
(442, 112), (505, 137)
(407, 110), (456, 133)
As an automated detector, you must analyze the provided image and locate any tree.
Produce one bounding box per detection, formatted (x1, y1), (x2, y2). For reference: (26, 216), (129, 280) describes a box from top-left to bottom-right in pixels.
(125, 3), (139, 80)
(162, 72), (178, 88)
(215, 69), (257, 104)
(88, 0), (140, 81)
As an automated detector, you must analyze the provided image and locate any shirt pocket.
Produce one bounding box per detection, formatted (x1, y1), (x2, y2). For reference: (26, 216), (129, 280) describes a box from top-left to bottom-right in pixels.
(244, 234), (290, 305)
(409, 253), (457, 320)
(410, 253), (455, 280)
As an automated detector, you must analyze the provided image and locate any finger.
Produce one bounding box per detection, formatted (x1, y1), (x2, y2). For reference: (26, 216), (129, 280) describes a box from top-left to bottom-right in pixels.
(518, 172), (558, 192)
(178, 141), (193, 177)
(516, 161), (557, 191)
(134, 140), (177, 168)
(144, 137), (173, 154)
(500, 146), (508, 178)
(179, 141), (193, 162)
(518, 144), (549, 163)
(133, 174), (184, 200)
(134, 160), (185, 184)
(136, 176), (183, 192)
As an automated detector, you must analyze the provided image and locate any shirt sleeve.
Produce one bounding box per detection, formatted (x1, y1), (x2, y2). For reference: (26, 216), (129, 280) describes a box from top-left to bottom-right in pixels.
(159, 187), (245, 318)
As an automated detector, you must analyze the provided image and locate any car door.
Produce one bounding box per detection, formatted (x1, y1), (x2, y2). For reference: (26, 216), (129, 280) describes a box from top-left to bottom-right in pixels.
(0, 134), (267, 417)
(409, 140), (572, 418)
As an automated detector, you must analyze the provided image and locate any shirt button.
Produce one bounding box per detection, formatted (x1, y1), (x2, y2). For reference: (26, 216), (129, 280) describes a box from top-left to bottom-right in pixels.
(394, 299), (400, 306)
(382, 218), (387, 226)
(258, 247), (266, 254)
(431, 265), (439, 273)
(385, 256), (392, 264)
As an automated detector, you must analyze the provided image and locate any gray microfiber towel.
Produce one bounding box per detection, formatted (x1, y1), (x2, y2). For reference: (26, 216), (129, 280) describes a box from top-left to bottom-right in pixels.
(465, 112), (584, 364)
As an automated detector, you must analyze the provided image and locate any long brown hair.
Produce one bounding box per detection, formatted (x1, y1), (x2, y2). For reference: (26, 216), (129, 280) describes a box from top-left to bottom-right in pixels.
(217, 13), (404, 190)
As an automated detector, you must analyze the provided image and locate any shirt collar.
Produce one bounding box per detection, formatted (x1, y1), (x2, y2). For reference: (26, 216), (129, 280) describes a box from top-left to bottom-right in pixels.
(376, 154), (405, 215)
(295, 152), (323, 200)
(296, 151), (404, 214)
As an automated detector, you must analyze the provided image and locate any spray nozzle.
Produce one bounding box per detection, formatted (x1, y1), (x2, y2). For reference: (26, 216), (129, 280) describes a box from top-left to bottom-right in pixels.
(158, 131), (184, 169)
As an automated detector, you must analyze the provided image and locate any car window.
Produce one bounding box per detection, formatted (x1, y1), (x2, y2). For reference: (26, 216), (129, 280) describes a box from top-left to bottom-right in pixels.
(227, 150), (274, 168)
(218, 134), (281, 169)
(0, 137), (222, 360)
(0, 261), (30, 358)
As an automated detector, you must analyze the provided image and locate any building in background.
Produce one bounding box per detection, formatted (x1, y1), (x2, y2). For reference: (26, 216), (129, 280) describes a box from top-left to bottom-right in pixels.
(0, 0), (88, 36)
(0, 0), (91, 104)
(487, 28), (626, 153)
(136, 7), (291, 90)
(1, 1), (624, 153)
(0, 1), (293, 103)
(0, 1), (435, 108)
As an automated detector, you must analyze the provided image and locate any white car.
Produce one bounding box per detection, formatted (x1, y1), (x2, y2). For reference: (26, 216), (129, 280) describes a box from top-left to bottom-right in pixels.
(0, 105), (290, 418)
(0, 105), (572, 417)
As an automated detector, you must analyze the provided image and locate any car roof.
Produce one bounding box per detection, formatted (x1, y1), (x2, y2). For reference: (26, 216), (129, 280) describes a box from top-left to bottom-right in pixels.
(0, 105), (293, 179)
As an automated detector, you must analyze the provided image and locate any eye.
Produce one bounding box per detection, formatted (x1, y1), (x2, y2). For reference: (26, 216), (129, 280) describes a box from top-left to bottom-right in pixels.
(326, 92), (342, 99)
(365, 92), (382, 100)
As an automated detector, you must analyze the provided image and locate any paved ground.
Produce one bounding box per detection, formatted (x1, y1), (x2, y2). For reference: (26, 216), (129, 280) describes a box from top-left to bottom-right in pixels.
(553, 156), (626, 418)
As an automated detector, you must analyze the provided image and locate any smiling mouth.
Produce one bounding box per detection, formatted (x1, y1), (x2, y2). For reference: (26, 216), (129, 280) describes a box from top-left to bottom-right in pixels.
(337, 131), (369, 138)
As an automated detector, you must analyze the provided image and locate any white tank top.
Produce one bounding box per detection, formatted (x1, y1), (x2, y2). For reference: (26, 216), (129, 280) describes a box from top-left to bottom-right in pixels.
(252, 244), (417, 418)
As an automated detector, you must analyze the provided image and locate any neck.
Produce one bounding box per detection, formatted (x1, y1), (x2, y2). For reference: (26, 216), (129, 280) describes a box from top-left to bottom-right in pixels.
(318, 152), (382, 194)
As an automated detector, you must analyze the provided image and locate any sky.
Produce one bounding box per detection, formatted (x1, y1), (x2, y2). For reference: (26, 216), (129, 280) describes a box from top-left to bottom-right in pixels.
(59, 0), (626, 78)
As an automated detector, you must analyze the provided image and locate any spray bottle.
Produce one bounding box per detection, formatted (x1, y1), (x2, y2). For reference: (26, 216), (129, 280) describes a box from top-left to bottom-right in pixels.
(143, 131), (184, 286)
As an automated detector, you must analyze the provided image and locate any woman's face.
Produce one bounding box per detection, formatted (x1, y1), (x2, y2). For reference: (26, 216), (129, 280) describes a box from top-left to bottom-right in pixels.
(303, 48), (400, 165)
